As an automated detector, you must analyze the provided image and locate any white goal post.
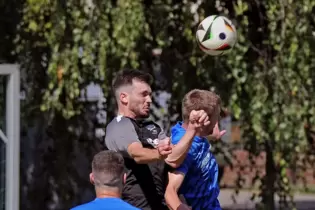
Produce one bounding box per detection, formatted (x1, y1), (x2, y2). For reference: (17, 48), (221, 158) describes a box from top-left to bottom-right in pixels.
(0, 64), (20, 210)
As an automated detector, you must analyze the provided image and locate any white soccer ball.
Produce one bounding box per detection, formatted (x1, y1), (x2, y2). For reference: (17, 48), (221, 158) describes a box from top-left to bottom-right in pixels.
(196, 15), (237, 56)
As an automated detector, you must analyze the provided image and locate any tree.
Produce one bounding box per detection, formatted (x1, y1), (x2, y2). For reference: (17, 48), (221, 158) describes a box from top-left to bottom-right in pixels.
(15, 0), (150, 209)
(138, 1), (315, 209)
(11, 0), (315, 210)
(224, 1), (315, 209)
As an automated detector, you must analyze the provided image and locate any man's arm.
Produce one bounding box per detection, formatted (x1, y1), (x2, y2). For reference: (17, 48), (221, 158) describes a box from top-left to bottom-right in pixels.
(127, 142), (160, 164)
(165, 171), (189, 210)
(166, 149), (194, 210)
(106, 118), (170, 164)
(164, 110), (209, 168)
(165, 128), (196, 168)
(167, 122), (224, 168)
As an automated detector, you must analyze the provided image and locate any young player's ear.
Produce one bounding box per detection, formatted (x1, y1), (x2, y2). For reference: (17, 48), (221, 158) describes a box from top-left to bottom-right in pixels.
(89, 173), (95, 185)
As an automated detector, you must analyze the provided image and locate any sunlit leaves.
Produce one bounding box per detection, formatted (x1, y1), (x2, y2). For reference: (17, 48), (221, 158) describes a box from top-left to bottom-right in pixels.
(223, 0), (315, 208)
(15, 0), (315, 209)
(18, 0), (146, 119)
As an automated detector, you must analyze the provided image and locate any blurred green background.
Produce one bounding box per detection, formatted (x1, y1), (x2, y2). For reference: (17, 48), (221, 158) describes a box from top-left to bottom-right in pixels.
(0, 0), (315, 209)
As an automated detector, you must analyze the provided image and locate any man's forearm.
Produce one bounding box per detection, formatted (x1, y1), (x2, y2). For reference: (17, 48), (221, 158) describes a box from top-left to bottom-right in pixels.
(165, 187), (182, 210)
(165, 128), (196, 167)
(131, 147), (160, 164)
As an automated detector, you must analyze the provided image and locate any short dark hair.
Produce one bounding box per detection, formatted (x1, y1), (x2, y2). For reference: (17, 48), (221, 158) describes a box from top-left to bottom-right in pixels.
(112, 69), (153, 94)
(92, 150), (124, 188)
(182, 89), (221, 121)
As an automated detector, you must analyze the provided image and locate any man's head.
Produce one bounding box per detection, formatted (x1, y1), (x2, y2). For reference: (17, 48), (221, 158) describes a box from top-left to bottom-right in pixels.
(112, 69), (153, 118)
(90, 150), (125, 192)
(182, 89), (221, 136)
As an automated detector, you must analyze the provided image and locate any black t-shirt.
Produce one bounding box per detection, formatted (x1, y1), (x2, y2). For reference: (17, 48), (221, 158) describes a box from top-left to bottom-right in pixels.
(105, 116), (169, 210)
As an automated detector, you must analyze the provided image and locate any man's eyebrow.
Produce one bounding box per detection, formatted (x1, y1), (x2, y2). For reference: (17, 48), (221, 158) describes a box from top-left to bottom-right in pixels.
(141, 90), (152, 94)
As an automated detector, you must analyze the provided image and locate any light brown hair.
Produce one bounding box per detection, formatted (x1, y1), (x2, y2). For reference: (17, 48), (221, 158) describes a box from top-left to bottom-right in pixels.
(182, 89), (221, 121)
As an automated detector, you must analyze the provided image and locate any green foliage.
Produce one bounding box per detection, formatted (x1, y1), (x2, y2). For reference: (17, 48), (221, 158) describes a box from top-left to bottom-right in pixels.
(143, 1), (315, 209)
(11, 0), (315, 209)
(221, 0), (315, 209)
(14, 0), (148, 209)
(16, 0), (146, 119)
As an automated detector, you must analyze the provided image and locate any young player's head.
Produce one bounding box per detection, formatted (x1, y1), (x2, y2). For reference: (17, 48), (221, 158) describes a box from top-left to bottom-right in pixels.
(90, 150), (125, 193)
(182, 89), (221, 136)
(112, 69), (153, 118)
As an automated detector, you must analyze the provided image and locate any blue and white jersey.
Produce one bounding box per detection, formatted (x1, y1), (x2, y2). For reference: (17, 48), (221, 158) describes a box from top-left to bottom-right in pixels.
(171, 122), (221, 210)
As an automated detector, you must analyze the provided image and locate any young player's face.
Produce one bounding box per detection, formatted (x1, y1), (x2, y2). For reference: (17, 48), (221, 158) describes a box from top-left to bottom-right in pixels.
(128, 79), (152, 118)
(201, 105), (220, 136)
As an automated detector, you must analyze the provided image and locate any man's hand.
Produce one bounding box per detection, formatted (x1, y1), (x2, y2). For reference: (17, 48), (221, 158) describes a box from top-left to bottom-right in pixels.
(157, 137), (172, 159)
(188, 110), (210, 130)
(208, 122), (226, 140)
(177, 204), (192, 210)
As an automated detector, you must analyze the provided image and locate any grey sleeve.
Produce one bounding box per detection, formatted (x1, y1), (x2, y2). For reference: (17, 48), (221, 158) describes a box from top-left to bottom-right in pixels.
(105, 118), (140, 153)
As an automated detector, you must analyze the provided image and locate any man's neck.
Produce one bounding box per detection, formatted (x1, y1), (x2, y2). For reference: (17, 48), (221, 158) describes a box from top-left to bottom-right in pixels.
(117, 107), (136, 119)
(95, 190), (121, 199)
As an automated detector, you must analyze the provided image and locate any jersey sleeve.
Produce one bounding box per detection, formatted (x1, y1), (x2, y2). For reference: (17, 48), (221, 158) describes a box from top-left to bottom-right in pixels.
(176, 153), (194, 175)
(105, 117), (140, 154)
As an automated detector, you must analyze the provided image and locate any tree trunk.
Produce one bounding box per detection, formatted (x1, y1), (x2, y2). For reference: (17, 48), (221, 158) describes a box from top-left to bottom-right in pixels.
(262, 140), (276, 210)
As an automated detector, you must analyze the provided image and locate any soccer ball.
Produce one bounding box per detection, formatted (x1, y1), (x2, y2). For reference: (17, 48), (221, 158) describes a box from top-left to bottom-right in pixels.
(196, 15), (237, 56)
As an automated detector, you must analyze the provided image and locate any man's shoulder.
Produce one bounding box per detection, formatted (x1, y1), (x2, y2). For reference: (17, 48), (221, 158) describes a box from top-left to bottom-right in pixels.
(107, 116), (134, 127)
(70, 198), (140, 210)
(105, 198), (140, 210)
(107, 115), (160, 126)
(170, 126), (204, 156)
(170, 123), (199, 144)
(105, 116), (140, 151)
(106, 116), (138, 135)
(70, 200), (95, 210)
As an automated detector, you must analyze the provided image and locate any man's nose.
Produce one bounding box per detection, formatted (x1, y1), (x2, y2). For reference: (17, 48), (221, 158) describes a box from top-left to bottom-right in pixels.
(147, 96), (152, 103)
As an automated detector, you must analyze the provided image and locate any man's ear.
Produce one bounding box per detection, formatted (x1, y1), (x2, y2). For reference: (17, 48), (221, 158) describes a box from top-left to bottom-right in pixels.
(89, 173), (95, 185)
(119, 92), (128, 104)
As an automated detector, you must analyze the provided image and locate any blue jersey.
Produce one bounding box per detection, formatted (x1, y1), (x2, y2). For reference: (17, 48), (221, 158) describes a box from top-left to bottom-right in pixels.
(171, 122), (221, 210)
(71, 198), (140, 210)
